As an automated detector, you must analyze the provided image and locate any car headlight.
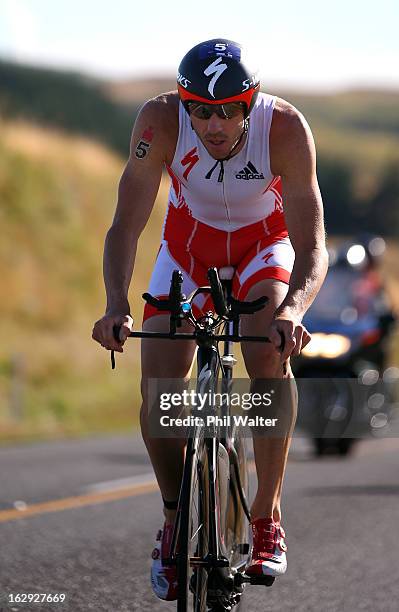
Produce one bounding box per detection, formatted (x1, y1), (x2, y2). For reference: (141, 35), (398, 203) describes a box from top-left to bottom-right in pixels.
(302, 333), (351, 358)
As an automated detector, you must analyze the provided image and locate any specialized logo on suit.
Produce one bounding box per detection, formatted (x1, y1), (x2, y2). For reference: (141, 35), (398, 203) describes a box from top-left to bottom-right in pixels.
(181, 147), (199, 180)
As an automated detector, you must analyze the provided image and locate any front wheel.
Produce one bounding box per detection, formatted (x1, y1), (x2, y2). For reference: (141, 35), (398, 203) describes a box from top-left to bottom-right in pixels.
(177, 431), (209, 612)
(227, 426), (250, 568)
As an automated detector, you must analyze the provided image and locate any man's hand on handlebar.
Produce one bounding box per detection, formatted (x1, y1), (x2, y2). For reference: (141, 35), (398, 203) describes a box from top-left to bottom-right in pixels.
(92, 313), (134, 353)
(92, 269), (278, 369)
(269, 315), (311, 362)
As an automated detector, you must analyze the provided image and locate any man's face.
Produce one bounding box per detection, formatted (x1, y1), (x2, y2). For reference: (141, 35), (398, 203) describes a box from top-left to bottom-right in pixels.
(188, 102), (246, 160)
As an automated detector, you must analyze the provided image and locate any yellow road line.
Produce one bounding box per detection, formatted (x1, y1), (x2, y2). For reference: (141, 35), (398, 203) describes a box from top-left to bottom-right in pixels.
(0, 461), (256, 524)
(0, 481), (158, 524)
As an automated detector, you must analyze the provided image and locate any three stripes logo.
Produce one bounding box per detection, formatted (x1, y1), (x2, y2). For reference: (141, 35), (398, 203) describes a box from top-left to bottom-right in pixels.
(235, 161), (265, 180)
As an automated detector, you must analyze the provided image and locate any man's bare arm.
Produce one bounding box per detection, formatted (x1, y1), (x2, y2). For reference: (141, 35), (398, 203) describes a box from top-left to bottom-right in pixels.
(270, 102), (329, 358)
(93, 96), (175, 350)
(104, 100), (167, 312)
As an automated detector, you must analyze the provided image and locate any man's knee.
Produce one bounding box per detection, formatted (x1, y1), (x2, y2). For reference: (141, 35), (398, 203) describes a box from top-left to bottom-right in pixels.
(244, 343), (286, 378)
(248, 375), (297, 436)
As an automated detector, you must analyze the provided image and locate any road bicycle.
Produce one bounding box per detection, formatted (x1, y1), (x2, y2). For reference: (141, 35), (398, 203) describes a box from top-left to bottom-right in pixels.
(112, 266), (280, 611)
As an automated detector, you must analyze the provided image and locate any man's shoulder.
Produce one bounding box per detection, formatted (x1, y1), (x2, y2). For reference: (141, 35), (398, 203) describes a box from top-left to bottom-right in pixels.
(271, 97), (308, 137)
(137, 91), (179, 163)
(141, 91), (179, 125)
(269, 97), (315, 176)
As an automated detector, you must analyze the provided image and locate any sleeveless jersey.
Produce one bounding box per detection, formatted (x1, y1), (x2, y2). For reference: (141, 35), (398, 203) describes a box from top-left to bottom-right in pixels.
(163, 92), (286, 236)
(144, 94), (294, 322)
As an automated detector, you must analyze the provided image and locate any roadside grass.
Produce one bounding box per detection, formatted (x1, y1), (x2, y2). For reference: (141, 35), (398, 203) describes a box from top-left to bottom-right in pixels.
(0, 121), (167, 443)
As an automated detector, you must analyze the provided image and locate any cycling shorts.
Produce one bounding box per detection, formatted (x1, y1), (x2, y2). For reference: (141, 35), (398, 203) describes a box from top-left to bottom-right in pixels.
(143, 215), (295, 323)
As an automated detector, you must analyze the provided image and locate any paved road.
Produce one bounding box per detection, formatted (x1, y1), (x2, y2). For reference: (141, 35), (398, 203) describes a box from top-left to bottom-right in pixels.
(1, 434), (399, 611)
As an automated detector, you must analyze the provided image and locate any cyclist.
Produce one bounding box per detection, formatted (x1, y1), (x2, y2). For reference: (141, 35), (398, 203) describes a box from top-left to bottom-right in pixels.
(92, 39), (328, 600)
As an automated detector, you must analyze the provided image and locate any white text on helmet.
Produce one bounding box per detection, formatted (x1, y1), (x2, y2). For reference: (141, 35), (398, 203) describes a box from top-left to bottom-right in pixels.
(242, 76), (258, 92)
(177, 72), (191, 89)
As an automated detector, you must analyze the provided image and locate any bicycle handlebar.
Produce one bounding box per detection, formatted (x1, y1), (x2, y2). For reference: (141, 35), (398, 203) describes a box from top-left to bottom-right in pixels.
(142, 270), (186, 314)
(207, 267), (229, 317)
(110, 268), (285, 369)
(229, 295), (268, 315)
(169, 269), (185, 314)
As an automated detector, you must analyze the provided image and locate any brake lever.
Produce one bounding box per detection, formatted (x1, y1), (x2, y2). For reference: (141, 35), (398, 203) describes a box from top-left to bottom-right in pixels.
(278, 330), (285, 354)
(277, 330), (288, 376)
(111, 323), (136, 370)
(110, 324), (122, 370)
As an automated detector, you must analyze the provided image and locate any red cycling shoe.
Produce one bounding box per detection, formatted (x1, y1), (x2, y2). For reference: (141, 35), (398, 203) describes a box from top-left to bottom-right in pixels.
(246, 517), (288, 577)
(151, 523), (178, 600)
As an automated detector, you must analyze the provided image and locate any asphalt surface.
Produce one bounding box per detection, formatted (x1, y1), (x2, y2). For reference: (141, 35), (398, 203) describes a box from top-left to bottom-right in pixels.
(1, 433), (399, 611)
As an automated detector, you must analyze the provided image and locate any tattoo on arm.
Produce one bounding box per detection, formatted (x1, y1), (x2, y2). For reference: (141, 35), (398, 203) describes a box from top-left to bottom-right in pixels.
(134, 126), (154, 159)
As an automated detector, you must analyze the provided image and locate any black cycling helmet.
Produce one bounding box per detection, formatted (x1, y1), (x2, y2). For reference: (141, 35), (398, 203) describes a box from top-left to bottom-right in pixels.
(177, 39), (260, 118)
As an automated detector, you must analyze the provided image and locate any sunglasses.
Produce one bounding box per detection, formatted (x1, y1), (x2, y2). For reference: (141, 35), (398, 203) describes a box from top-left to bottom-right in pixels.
(187, 102), (245, 120)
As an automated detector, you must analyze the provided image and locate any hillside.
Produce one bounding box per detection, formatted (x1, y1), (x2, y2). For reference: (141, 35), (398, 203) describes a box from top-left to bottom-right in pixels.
(0, 60), (136, 156)
(0, 120), (168, 441)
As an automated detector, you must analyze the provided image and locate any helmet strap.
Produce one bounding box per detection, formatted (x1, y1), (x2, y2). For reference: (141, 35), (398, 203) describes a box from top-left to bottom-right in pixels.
(224, 117), (249, 160)
(205, 118), (249, 182)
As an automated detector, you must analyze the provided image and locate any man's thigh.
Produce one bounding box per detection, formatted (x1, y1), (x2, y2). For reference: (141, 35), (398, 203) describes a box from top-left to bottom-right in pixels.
(141, 315), (197, 380)
(140, 315), (197, 425)
(143, 241), (208, 323)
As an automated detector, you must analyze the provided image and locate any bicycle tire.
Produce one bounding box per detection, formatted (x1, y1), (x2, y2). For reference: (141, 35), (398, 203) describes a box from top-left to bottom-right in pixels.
(176, 428), (209, 612)
(232, 426), (250, 566)
(219, 359), (250, 571)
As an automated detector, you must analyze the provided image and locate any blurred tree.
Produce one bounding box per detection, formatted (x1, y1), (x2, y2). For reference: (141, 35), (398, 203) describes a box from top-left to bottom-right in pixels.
(0, 60), (136, 156)
(317, 157), (356, 234)
(368, 162), (399, 238)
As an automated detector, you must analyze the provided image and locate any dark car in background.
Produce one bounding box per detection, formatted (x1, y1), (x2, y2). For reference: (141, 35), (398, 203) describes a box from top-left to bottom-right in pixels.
(293, 237), (397, 456)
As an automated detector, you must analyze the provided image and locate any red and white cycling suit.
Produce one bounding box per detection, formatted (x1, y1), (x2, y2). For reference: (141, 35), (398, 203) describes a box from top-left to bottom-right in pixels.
(144, 93), (295, 322)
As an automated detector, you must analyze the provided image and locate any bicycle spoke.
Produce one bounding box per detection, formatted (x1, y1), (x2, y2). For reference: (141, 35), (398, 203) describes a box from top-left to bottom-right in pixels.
(191, 522), (203, 541)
